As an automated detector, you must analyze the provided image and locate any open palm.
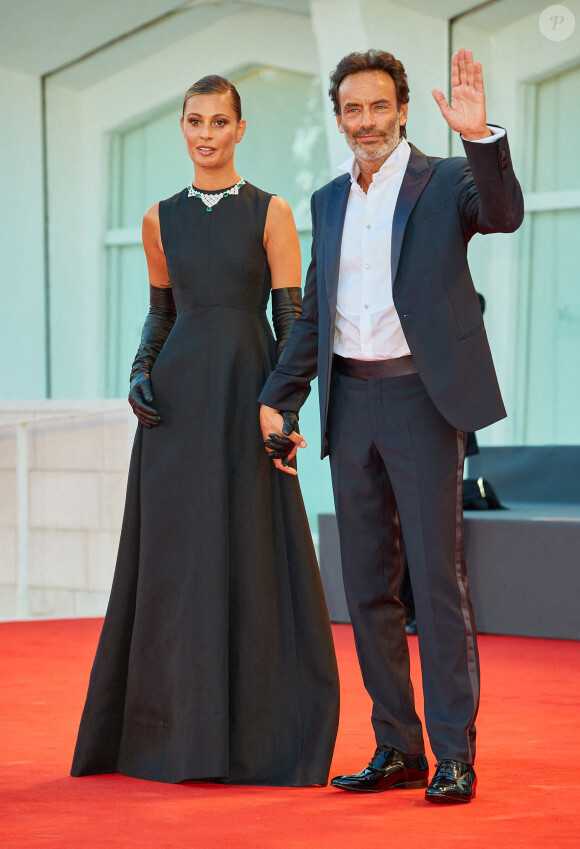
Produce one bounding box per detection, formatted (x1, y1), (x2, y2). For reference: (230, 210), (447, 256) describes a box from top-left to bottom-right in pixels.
(432, 47), (490, 140)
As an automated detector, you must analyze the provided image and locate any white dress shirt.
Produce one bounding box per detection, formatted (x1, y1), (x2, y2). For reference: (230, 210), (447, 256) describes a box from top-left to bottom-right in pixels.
(333, 127), (506, 361)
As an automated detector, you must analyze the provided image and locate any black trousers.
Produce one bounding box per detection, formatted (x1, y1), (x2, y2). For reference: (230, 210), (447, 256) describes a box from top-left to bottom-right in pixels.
(327, 369), (480, 764)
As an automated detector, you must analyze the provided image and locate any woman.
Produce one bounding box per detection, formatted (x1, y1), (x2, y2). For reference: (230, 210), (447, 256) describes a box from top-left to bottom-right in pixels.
(71, 76), (339, 786)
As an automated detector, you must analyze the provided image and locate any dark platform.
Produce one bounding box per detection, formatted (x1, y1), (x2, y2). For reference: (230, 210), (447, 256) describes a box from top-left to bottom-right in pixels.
(319, 446), (580, 641)
(467, 445), (580, 504)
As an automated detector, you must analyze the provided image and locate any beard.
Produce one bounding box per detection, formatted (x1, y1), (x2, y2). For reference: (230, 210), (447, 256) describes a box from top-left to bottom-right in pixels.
(343, 114), (402, 162)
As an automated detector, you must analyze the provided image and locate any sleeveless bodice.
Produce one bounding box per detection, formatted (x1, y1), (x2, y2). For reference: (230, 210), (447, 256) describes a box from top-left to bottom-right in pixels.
(159, 182), (272, 314)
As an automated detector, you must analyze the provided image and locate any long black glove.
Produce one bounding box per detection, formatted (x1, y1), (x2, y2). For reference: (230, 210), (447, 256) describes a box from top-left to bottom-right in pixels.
(271, 286), (302, 364)
(264, 288), (303, 465)
(128, 285), (176, 427)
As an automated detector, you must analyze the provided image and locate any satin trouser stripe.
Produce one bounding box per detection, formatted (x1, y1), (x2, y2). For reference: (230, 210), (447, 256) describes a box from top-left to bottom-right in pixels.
(454, 429), (480, 764)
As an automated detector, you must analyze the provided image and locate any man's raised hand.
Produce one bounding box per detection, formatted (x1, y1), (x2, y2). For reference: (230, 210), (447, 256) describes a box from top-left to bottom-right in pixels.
(432, 47), (491, 140)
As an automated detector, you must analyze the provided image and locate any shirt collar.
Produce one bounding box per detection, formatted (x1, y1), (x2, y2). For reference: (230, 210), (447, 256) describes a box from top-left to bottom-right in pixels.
(338, 137), (411, 184)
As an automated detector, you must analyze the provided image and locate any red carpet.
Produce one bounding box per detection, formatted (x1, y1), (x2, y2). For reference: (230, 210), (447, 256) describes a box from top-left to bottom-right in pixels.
(1, 619), (579, 848)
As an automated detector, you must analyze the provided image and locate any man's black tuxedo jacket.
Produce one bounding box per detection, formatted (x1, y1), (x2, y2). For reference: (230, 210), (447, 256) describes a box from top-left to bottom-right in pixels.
(259, 134), (524, 458)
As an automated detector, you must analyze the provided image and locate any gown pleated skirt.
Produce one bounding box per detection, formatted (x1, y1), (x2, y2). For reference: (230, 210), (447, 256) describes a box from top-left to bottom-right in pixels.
(70, 182), (340, 785)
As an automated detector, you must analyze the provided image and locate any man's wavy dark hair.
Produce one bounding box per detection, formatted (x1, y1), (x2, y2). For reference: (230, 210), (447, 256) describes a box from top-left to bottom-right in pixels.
(329, 49), (410, 139)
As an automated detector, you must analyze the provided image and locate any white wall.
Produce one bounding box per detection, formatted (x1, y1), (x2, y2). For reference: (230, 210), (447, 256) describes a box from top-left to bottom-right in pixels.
(0, 68), (46, 399)
(0, 404), (133, 620)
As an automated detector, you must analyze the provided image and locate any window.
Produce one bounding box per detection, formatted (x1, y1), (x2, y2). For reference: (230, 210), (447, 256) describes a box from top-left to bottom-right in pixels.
(516, 65), (580, 443)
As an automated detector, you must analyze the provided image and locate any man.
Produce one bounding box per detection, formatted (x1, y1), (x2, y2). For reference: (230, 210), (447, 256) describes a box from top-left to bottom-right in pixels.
(259, 48), (523, 804)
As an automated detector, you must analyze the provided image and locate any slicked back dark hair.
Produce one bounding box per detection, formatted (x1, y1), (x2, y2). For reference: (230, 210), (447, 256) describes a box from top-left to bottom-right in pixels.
(182, 74), (242, 121)
(329, 49), (410, 138)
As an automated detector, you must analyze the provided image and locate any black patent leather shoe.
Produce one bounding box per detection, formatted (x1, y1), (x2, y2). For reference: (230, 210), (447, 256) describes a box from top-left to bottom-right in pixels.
(425, 759), (476, 803)
(331, 747), (429, 792)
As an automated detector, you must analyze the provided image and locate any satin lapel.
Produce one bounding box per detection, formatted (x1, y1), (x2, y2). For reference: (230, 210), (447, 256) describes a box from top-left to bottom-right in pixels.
(391, 144), (434, 285)
(324, 175), (351, 310)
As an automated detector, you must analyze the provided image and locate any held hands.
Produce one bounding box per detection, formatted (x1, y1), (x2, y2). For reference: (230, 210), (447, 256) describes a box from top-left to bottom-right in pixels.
(260, 406), (306, 476)
(264, 412), (299, 458)
(432, 47), (491, 140)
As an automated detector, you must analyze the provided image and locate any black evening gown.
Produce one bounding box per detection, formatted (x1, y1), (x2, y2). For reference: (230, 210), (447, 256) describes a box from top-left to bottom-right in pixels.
(71, 183), (339, 785)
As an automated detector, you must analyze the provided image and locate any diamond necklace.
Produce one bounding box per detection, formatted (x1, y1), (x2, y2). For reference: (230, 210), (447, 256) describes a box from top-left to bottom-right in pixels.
(187, 178), (246, 212)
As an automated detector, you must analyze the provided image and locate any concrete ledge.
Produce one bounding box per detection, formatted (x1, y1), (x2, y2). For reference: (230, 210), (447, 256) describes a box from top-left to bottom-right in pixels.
(0, 402), (132, 620)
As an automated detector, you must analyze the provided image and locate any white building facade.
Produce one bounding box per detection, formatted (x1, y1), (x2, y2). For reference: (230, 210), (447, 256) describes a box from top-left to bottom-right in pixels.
(1, 0), (579, 617)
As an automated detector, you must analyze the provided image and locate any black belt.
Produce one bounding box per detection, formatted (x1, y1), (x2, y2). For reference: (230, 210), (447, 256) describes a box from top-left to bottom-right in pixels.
(333, 353), (418, 379)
